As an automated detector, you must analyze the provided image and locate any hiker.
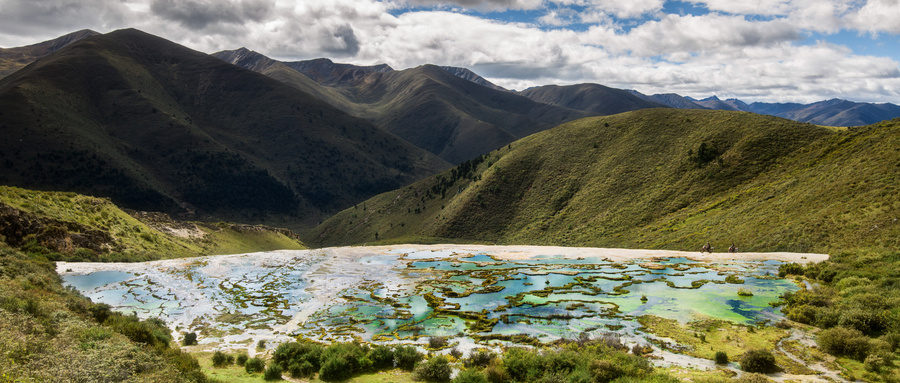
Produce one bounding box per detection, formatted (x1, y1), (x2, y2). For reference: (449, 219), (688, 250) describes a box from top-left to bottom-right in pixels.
(728, 243), (737, 253)
(701, 242), (712, 253)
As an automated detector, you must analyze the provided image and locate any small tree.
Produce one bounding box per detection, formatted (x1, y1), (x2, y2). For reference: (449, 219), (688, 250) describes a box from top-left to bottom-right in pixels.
(414, 355), (452, 382)
(714, 351), (729, 365)
(212, 350), (230, 367)
(740, 349), (778, 373)
(264, 364), (283, 381)
(183, 332), (198, 346)
(246, 357), (266, 374)
(236, 353), (248, 366)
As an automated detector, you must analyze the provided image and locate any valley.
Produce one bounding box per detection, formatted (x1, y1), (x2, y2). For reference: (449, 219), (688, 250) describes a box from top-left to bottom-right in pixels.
(1, 27), (900, 383)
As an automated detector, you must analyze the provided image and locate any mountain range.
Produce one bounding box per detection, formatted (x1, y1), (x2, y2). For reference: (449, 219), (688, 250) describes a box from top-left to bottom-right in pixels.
(212, 49), (598, 164)
(2, 28), (900, 234)
(0, 28), (447, 230)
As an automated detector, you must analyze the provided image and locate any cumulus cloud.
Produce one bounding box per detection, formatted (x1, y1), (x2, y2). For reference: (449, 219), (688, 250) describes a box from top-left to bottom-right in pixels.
(150, 0), (274, 30)
(0, 0), (131, 43)
(846, 0), (900, 34)
(1, 0), (898, 103)
(392, 0), (542, 11)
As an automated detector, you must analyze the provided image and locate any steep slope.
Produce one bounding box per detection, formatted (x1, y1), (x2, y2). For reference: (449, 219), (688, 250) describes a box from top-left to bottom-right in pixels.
(0, 29), (448, 231)
(0, 29), (99, 79)
(215, 51), (593, 164)
(0, 186), (304, 261)
(307, 109), (900, 254)
(439, 66), (507, 91)
(628, 91), (708, 109)
(517, 83), (665, 115)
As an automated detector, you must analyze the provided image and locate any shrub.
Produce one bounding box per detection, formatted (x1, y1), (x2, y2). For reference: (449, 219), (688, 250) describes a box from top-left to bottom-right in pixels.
(740, 349), (778, 373)
(318, 343), (368, 381)
(183, 332), (197, 346)
(864, 354), (886, 373)
(817, 327), (871, 360)
(264, 364), (283, 381)
(465, 351), (495, 368)
(591, 359), (625, 383)
(414, 355), (452, 382)
(236, 353), (248, 366)
(453, 368), (487, 383)
(428, 336), (448, 349)
(367, 345), (395, 370)
(395, 345), (423, 370)
(273, 341), (323, 377)
(246, 357), (266, 373)
(258, 339), (267, 349)
(449, 347), (463, 360)
(483, 363), (508, 383)
(212, 350), (230, 367)
(714, 351), (729, 365)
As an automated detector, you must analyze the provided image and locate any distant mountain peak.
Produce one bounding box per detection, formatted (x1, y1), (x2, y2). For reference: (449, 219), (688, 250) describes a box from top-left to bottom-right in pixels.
(439, 66), (507, 91)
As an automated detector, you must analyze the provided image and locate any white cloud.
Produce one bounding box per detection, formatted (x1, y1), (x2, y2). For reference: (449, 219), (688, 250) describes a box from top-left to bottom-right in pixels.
(0, 0), (898, 103)
(846, 0), (900, 34)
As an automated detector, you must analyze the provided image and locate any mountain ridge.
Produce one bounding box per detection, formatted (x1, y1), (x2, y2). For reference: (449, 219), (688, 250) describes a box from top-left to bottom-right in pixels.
(0, 28), (448, 231)
(305, 108), (900, 254)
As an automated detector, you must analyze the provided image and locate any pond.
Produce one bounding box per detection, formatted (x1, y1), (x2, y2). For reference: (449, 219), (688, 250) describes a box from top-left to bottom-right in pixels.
(58, 246), (811, 351)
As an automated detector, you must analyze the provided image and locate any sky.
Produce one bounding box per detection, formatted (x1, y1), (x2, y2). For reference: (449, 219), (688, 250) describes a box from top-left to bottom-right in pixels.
(1, 0), (899, 104)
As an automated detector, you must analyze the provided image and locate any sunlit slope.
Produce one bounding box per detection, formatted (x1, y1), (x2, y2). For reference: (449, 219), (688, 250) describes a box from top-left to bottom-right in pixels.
(0, 186), (305, 261)
(307, 109), (900, 253)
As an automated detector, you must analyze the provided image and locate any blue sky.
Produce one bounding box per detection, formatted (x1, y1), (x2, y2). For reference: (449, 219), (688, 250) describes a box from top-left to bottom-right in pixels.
(1, 0), (899, 103)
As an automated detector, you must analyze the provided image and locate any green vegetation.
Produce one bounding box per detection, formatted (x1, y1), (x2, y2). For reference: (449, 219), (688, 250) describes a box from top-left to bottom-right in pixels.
(413, 355), (452, 382)
(450, 337), (662, 383)
(308, 110), (900, 256)
(0, 185), (305, 261)
(184, 331), (198, 346)
(272, 341), (425, 381)
(739, 349), (779, 373)
(0, 245), (209, 381)
(714, 351), (729, 365)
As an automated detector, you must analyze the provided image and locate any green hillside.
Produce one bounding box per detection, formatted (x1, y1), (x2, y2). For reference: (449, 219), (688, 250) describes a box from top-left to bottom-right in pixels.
(0, 29), (448, 231)
(306, 108), (900, 254)
(0, 185), (305, 262)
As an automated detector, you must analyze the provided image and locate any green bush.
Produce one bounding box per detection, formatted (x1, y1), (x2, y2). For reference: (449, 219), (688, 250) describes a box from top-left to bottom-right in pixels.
(212, 350), (230, 367)
(413, 355), (452, 382)
(453, 368), (487, 383)
(367, 345), (394, 370)
(182, 332), (197, 346)
(817, 327), (871, 360)
(236, 353), (248, 366)
(483, 362), (508, 383)
(264, 364), (283, 381)
(394, 345), (423, 370)
(245, 357), (265, 373)
(318, 343), (368, 381)
(465, 351), (495, 368)
(273, 341), (323, 377)
(714, 351), (729, 365)
(740, 349), (779, 373)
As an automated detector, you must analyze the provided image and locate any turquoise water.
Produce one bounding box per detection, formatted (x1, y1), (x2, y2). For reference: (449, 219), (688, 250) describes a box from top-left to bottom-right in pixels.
(297, 253), (797, 343)
(60, 249), (798, 346)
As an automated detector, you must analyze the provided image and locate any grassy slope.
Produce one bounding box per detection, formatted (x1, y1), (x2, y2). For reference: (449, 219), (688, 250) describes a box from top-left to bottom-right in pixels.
(0, 185), (305, 261)
(306, 109), (900, 254)
(516, 83), (666, 115)
(0, 29), (448, 231)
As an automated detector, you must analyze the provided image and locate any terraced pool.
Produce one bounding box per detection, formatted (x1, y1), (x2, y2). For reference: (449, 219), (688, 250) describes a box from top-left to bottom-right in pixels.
(59, 246), (813, 351)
